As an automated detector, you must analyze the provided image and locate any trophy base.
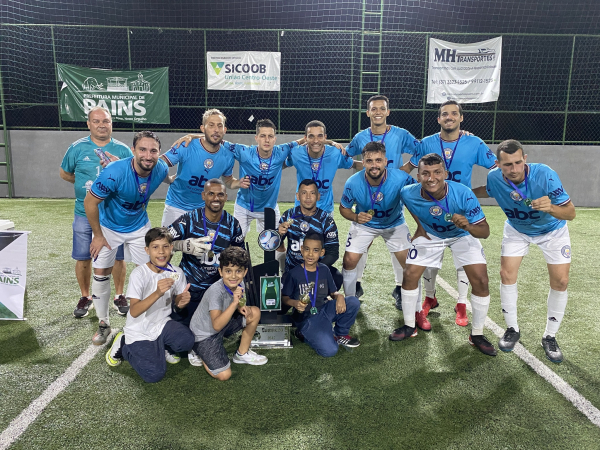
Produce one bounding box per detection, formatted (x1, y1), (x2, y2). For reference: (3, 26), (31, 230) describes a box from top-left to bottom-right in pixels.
(251, 324), (293, 349)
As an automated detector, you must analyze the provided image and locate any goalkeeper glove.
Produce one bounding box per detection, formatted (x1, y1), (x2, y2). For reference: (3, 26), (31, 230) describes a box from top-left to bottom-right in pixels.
(173, 236), (212, 257)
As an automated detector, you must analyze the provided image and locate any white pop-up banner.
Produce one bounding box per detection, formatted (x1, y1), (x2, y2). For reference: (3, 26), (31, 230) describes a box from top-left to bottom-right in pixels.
(207, 51), (281, 91)
(0, 231), (30, 320)
(427, 37), (502, 104)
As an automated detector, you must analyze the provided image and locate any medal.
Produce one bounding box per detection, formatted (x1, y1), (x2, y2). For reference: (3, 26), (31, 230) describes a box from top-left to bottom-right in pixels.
(238, 291), (246, 308)
(367, 209), (375, 216)
(524, 198), (532, 207)
(132, 160), (152, 213)
(202, 209), (223, 261)
(300, 281), (314, 305)
(424, 185), (452, 223)
(302, 266), (319, 315)
(310, 307), (318, 315)
(207, 250), (215, 259)
(169, 272), (180, 281)
(444, 213), (453, 222)
(364, 170), (386, 220)
(506, 166), (531, 208)
(286, 218), (294, 226)
(439, 133), (462, 173)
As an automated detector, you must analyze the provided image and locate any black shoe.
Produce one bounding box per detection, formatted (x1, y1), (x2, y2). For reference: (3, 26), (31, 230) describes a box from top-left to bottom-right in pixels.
(392, 286), (402, 310)
(294, 328), (305, 343)
(469, 334), (497, 356)
(498, 327), (520, 352)
(113, 295), (129, 316)
(335, 334), (361, 348)
(389, 325), (417, 341)
(73, 296), (94, 318)
(355, 281), (364, 298)
(541, 335), (563, 363)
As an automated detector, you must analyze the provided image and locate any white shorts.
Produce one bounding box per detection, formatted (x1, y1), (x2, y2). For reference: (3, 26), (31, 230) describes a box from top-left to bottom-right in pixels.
(161, 204), (188, 227)
(234, 203), (280, 237)
(345, 222), (412, 254)
(501, 222), (571, 265)
(407, 233), (486, 269)
(92, 223), (151, 269)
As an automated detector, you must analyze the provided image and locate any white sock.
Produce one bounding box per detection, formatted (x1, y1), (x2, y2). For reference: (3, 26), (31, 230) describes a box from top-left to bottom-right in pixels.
(356, 252), (368, 282)
(545, 289), (568, 337)
(456, 267), (469, 304)
(500, 283), (519, 332)
(275, 250), (286, 274)
(423, 267), (438, 298)
(470, 293), (490, 335)
(92, 274), (111, 324)
(391, 253), (403, 286)
(401, 287), (419, 328)
(342, 267), (358, 297)
(415, 278), (423, 312)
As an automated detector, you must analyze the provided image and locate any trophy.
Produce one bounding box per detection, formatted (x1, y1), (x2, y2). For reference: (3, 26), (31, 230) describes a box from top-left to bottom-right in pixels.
(300, 281), (315, 305)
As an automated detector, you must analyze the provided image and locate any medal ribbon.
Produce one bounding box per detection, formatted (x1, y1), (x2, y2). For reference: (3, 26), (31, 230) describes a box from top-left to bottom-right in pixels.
(424, 185), (451, 217)
(505, 165), (530, 205)
(132, 159), (153, 209)
(439, 133), (462, 172)
(369, 126), (389, 145)
(302, 264), (319, 309)
(202, 208), (224, 253)
(306, 147), (325, 182)
(224, 283), (244, 297)
(364, 170), (386, 212)
(151, 262), (175, 272)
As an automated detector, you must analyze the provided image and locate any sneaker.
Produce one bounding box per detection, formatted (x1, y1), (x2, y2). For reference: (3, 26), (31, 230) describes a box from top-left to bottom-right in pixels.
(415, 310), (431, 331)
(105, 331), (124, 367)
(233, 349), (268, 365)
(113, 295), (129, 316)
(165, 350), (181, 364)
(469, 334), (497, 356)
(393, 286), (402, 311)
(355, 281), (364, 298)
(454, 303), (469, 327)
(334, 334), (361, 348)
(541, 335), (563, 363)
(92, 320), (112, 346)
(188, 349), (204, 367)
(73, 296), (94, 318)
(294, 328), (305, 343)
(499, 327), (520, 352)
(389, 325), (417, 341)
(422, 296), (439, 316)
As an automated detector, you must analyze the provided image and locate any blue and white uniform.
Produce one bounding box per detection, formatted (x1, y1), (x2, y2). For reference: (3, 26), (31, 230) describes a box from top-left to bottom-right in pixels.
(347, 126), (419, 169)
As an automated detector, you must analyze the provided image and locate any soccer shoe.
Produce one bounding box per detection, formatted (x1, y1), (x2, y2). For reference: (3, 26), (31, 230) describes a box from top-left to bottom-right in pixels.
(294, 328), (305, 343)
(334, 334), (361, 348)
(92, 320), (112, 346)
(106, 331), (124, 367)
(415, 310), (431, 331)
(393, 286), (402, 311)
(188, 350), (204, 367)
(233, 349), (268, 365)
(113, 295), (129, 316)
(355, 281), (364, 298)
(468, 334), (497, 356)
(389, 325), (417, 341)
(498, 327), (520, 352)
(165, 350), (181, 364)
(421, 296), (439, 316)
(454, 303), (469, 327)
(541, 335), (564, 363)
(73, 296), (94, 318)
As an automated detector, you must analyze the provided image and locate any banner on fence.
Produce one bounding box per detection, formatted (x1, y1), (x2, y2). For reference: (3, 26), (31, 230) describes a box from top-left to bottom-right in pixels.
(57, 64), (170, 123)
(427, 37), (502, 104)
(207, 52), (281, 91)
(0, 231), (30, 320)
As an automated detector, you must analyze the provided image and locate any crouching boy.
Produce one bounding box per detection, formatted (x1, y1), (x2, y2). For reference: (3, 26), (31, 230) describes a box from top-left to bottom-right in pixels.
(106, 227), (195, 383)
(282, 232), (361, 357)
(189, 246), (268, 381)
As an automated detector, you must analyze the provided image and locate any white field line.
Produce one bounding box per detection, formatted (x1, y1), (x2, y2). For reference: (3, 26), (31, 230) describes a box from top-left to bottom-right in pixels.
(0, 331), (118, 450)
(436, 276), (600, 428)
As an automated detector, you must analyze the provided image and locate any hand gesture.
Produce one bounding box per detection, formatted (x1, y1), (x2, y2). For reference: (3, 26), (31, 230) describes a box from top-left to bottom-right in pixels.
(356, 211), (373, 224)
(530, 196), (553, 213)
(175, 283), (191, 308)
(278, 221), (291, 236)
(451, 213), (470, 230)
(103, 151), (120, 167)
(183, 236), (212, 257)
(90, 235), (111, 260)
(155, 277), (175, 296)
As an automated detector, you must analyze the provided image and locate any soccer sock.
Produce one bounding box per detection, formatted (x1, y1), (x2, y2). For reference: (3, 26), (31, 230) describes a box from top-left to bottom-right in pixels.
(500, 283), (519, 332)
(401, 287), (419, 328)
(415, 278), (423, 313)
(356, 252), (368, 283)
(470, 293), (490, 335)
(545, 289), (568, 337)
(275, 250), (286, 274)
(391, 253), (403, 286)
(92, 274), (111, 324)
(342, 268), (358, 297)
(456, 267), (469, 305)
(423, 266), (438, 298)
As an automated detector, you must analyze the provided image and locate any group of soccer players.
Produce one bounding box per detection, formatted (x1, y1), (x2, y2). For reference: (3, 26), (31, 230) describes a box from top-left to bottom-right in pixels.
(61, 94), (575, 374)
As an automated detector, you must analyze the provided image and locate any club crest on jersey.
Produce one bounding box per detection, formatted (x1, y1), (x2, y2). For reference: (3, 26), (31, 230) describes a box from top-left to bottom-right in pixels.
(204, 159), (214, 170)
(300, 221), (310, 232)
(139, 183), (147, 194)
(371, 192), (384, 202)
(259, 162), (270, 172)
(444, 148), (453, 159)
(561, 245), (571, 258)
(429, 205), (443, 216)
(510, 190), (523, 201)
(311, 162), (321, 171)
(208, 230), (216, 239)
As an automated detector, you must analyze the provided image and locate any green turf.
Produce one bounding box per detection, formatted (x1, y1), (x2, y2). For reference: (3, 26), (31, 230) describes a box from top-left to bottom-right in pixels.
(0, 199), (599, 449)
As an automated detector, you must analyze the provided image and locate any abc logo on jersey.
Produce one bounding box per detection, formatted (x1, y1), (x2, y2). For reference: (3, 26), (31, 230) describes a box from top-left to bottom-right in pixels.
(258, 229), (281, 252)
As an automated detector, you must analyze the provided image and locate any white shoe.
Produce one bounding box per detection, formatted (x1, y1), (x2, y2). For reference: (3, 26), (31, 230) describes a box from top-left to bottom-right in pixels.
(165, 350), (180, 364)
(188, 350), (204, 367)
(232, 349), (268, 365)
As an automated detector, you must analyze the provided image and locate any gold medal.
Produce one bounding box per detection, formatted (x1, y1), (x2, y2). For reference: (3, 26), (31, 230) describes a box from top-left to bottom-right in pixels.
(207, 250), (215, 258)
(286, 218), (294, 226)
(367, 209), (375, 216)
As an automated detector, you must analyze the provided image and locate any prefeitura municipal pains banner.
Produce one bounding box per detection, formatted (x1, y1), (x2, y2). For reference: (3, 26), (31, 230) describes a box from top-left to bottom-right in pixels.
(57, 64), (170, 123)
(206, 52), (281, 91)
(0, 231), (30, 320)
(427, 37), (502, 104)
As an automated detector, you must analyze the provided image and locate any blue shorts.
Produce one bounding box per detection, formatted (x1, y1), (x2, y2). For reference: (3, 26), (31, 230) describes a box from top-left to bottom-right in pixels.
(72, 214), (124, 261)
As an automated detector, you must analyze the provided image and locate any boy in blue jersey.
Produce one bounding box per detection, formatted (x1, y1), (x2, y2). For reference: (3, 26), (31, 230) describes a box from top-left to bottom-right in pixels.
(402, 101), (497, 328)
(160, 109), (250, 226)
(84, 131), (170, 346)
(60, 107), (131, 319)
(391, 153), (497, 356)
(473, 140), (575, 363)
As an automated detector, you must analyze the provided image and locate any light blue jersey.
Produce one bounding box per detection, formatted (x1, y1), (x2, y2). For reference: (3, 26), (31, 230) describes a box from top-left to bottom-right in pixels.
(410, 132), (496, 188)
(286, 145), (354, 213)
(347, 126), (419, 169)
(400, 181), (486, 239)
(486, 164), (571, 236)
(90, 157), (169, 233)
(225, 140), (298, 212)
(341, 169), (416, 229)
(163, 139), (235, 211)
(60, 136), (132, 217)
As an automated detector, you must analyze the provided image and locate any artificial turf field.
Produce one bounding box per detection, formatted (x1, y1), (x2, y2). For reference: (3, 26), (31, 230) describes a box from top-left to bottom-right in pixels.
(1, 199), (599, 450)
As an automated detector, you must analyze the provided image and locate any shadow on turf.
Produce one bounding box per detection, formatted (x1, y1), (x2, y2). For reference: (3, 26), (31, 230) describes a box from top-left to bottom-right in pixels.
(0, 322), (41, 363)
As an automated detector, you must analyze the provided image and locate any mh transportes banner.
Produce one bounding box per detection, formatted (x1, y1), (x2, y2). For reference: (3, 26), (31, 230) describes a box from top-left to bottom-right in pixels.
(427, 37), (502, 104)
(0, 231), (30, 320)
(57, 64), (170, 124)
(207, 52), (281, 91)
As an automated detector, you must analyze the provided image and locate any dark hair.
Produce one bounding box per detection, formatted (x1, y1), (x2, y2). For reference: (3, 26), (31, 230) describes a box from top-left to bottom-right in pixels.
(367, 94), (389, 110)
(133, 130), (161, 150)
(496, 139), (524, 160)
(205, 178), (225, 189)
(145, 227), (173, 247)
(256, 119), (276, 134)
(302, 232), (324, 248)
(361, 141), (386, 157)
(299, 179), (318, 190)
(418, 153), (445, 170)
(305, 120), (326, 135)
(438, 100), (463, 117)
(219, 246), (249, 269)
